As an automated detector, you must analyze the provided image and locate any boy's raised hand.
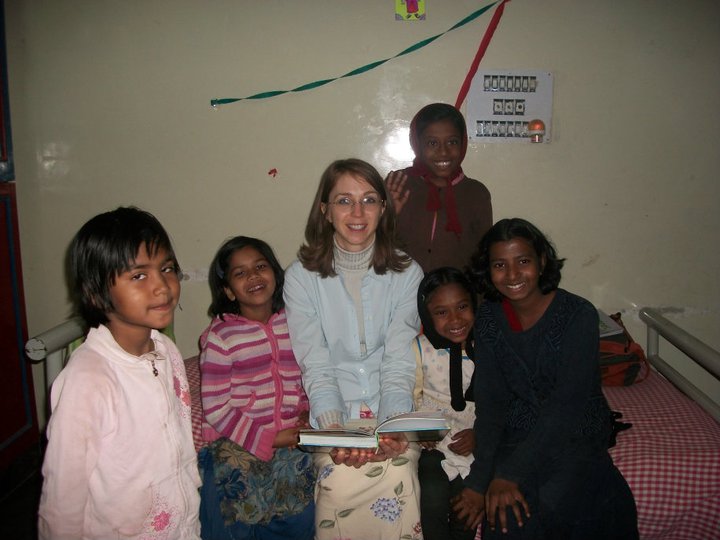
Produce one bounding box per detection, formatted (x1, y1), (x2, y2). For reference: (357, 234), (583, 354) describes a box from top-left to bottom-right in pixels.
(385, 170), (410, 214)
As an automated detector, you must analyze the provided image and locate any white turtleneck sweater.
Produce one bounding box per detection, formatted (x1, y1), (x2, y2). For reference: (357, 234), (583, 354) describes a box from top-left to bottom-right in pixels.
(284, 243), (424, 428)
(333, 238), (374, 357)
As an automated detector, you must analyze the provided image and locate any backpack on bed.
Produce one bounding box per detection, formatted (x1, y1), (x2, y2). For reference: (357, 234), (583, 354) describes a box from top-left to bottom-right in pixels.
(599, 312), (649, 386)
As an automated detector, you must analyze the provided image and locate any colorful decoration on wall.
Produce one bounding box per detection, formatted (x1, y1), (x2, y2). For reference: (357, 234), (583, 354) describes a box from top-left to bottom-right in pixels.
(454, 0), (510, 108)
(211, 1), (500, 107)
(395, 0), (426, 21)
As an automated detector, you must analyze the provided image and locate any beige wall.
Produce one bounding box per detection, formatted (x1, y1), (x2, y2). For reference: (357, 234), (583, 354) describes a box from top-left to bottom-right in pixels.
(6, 0), (720, 423)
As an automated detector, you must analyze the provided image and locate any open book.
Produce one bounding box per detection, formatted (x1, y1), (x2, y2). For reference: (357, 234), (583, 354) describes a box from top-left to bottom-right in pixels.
(598, 309), (624, 338)
(298, 411), (450, 450)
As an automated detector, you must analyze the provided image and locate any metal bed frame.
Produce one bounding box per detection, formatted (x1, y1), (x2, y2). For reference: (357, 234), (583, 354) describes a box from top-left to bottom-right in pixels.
(25, 308), (720, 423)
(639, 307), (720, 422)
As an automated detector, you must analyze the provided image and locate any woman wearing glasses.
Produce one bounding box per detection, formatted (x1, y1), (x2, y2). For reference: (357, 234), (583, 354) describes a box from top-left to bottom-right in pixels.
(284, 158), (424, 539)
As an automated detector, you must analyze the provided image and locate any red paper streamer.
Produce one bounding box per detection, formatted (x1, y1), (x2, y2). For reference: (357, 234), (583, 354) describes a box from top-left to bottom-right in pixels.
(455, 0), (511, 109)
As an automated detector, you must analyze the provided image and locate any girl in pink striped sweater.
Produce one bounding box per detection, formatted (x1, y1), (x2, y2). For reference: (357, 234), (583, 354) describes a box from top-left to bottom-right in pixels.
(198, 236), (315, 540)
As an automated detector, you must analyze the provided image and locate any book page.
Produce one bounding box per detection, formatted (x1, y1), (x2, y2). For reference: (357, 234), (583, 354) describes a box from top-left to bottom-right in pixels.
(598, 309), (624, 338)
(377, 411), (449, 433)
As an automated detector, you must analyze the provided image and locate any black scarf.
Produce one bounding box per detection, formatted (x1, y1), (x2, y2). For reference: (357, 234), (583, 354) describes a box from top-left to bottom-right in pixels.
(449, 340), (475, 411)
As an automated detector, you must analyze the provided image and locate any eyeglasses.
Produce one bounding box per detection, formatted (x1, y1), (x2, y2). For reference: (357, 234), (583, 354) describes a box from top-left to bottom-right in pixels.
(327, 195), (385, 211)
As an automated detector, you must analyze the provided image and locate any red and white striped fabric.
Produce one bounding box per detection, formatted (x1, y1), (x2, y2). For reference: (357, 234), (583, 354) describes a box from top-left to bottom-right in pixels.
(604, 369), (720, 540)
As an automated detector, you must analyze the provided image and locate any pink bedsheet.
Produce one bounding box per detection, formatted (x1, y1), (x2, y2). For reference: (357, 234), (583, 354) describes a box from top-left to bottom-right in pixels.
(604, 369), (720, 540)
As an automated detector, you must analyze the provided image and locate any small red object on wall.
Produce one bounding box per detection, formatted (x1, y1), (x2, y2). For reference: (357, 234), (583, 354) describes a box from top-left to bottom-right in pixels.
(527, 119), (545, 143)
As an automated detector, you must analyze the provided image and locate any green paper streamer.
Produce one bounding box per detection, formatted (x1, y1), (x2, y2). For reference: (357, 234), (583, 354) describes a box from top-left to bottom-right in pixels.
(211, 2), (497, 107)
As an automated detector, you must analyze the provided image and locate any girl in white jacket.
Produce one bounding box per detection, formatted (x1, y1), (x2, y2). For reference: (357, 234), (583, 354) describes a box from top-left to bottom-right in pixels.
(38, 207), (201, 540)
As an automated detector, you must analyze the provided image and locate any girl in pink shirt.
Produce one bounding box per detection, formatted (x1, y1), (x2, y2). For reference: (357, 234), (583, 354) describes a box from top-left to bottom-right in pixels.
(38, 207), (200, 540)
(198, 236), (314, 540)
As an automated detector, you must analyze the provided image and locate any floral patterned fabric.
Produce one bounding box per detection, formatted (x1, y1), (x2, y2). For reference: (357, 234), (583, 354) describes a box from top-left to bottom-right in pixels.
(199, 438), (315, 526)
(313, 446), (423, 540)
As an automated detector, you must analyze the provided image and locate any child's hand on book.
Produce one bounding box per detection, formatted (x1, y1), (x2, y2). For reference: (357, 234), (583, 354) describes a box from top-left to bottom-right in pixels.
(274, 427), (301, 449)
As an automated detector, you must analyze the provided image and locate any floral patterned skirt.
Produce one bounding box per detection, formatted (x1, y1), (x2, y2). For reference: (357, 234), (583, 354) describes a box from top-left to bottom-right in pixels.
(199, 438), (315, 526)
(313, 445), (422, 540)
